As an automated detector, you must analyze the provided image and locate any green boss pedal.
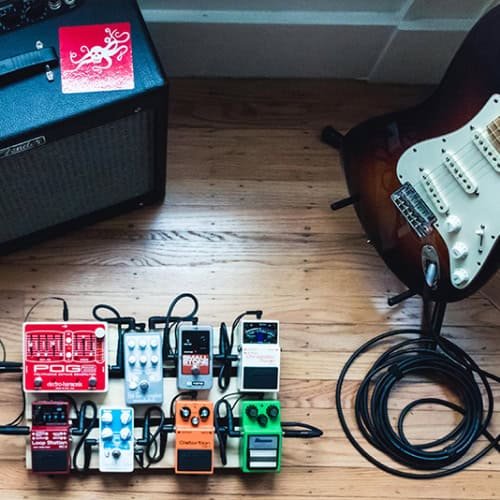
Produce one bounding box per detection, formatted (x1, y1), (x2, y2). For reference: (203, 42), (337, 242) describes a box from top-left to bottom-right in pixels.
(240, 400), (282, 473)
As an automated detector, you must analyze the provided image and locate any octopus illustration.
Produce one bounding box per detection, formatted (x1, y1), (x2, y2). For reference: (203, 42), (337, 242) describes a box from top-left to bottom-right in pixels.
(69, 27), (130, 73)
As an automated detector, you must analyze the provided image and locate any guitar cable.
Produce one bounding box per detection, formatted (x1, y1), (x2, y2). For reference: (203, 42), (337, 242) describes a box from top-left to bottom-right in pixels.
(336, 325), (499, 479)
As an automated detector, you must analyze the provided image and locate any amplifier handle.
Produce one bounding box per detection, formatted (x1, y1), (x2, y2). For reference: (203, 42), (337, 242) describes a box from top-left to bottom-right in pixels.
(0, 47), (58, 84)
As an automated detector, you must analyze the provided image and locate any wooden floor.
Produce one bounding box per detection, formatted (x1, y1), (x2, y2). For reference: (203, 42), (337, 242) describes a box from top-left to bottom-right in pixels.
(0, 79), (498, 499)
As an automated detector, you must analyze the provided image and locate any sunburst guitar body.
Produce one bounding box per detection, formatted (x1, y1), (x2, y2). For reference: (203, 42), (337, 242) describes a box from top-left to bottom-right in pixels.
(333, 6), (500, 302)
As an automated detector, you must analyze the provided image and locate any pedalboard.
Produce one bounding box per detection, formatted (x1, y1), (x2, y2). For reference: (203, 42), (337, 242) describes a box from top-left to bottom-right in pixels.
(98, 407), (134, 473)
(175, 401), (214, 474)
(30, 400), (70, 474)
(124, 331), (163, 405)
(240, 400), (282, 473)
(23, 322), (108, 393)
(238, 321), (280, 392)
(177, 325), (213, 390)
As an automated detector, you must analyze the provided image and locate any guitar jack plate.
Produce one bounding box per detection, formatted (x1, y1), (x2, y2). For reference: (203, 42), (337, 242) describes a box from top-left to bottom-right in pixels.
(421, 245), (440, 289)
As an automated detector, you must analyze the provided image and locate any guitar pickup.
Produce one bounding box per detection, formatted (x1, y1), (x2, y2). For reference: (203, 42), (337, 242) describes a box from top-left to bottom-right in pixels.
(421, 170), (449, 215)
(443, 152), (478, 194)
(472, 129), (500, 173)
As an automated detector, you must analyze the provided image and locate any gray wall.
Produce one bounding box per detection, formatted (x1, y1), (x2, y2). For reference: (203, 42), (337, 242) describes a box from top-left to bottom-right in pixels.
(139, 0), (499, 83)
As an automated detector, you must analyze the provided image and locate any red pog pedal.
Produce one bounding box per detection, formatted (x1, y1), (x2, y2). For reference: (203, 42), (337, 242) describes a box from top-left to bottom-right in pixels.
(23, 322), (108, 393)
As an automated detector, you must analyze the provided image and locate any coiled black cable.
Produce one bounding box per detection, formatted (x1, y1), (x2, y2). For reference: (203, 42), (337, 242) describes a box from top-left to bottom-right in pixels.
(336, 328), (499, 479)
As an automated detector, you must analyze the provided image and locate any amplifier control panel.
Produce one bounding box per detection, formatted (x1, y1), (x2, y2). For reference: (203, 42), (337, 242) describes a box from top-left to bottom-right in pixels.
(0, 0), (82, 34)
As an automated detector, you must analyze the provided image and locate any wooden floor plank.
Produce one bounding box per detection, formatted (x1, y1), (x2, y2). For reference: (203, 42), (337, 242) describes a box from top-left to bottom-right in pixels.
(0, 79), (498, 497)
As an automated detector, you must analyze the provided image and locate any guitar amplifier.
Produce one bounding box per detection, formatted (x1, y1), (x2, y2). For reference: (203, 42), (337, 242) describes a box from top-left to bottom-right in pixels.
(0, 0), (168, 254)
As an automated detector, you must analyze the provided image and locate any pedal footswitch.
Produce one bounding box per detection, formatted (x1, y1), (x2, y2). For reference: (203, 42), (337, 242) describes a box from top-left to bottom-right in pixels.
(31, 401), (71, 474)
(99, 407), (134, 473)
(238, 321), (280, 392)
(23, 322), (108, 393)
(124, 331), (163, 405)
(240, 400), (282, 473)
(177, 325), (213, 390)
(175, 401), (214, 474)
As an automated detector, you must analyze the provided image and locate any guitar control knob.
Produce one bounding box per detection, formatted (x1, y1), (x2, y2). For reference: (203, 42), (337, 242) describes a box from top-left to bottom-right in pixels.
(452, 269), (469, 286)
(445, 215), (462, 233)
(451, 242), (468, 260)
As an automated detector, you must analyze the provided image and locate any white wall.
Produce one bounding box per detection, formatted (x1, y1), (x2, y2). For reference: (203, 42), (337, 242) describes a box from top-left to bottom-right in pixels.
(139, 0), (499, 83)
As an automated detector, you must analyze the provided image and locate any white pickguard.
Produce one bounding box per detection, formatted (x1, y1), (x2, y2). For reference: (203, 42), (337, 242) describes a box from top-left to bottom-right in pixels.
(396, 94), (500, 290)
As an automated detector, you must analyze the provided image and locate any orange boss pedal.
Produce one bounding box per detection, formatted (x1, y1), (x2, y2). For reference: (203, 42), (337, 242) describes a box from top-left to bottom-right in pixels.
(174, 401), (214, 474)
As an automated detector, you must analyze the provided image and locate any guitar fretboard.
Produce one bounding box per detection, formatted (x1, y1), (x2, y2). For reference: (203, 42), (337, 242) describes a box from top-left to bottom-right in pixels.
(487, 116), (500, 152)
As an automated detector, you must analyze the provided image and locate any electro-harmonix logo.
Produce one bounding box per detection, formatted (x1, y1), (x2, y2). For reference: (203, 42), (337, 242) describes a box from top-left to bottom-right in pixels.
(0, 136), (46, 159)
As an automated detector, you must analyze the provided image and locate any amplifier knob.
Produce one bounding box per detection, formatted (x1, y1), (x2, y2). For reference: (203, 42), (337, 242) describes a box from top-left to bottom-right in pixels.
(48, 0), (62, 10)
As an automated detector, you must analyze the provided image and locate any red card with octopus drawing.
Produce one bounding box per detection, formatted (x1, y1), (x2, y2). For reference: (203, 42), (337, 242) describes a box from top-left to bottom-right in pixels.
(59, 23), (134, 94)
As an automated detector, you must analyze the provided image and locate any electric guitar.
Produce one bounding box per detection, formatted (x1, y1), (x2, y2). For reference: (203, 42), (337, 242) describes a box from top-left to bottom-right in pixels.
(327, 6), (500, 303)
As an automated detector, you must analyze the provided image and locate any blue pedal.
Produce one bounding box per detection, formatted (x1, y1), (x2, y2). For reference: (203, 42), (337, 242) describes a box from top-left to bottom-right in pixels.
(99, 407), (134, 473)
(124, 331), (163, 405)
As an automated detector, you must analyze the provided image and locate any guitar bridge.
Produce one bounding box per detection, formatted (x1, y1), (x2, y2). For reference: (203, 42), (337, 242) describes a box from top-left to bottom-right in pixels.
(391, 182), (437, 238)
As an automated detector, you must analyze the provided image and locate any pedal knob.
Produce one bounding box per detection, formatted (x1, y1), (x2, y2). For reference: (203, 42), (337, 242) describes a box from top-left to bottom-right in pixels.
(191, 416), (200, 427)
(451, 242), (468, 260)
(150, 338), (159, 349)
(101, 411), (113, 424)
(139, 339), (147, 350)
(95, 327), (106, 339)
(139, 355), (147, 366)
(139, 380), (149, 392)
(199, 407), (210, 420)
(120, 428), (131, 441)
(180, 407), (191, 420)
(266, 405), (279, 419)
(127, 339), (136, 350)
(120, 411), (131, 425)
(101, 428), (113, 440)
(245, 405), (258, 419)
(151, 355), (159, 365)
(128, 381), (138, 391)
(257, 414), (268, 427)
(452, 268), (470, 286)
(128, 355), (136, 365)
(445, 215), (462, 233)
(112, 449), (121, 459)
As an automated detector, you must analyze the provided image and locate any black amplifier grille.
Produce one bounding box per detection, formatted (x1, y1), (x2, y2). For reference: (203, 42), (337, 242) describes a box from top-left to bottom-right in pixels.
(0, 110), (154, 243)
